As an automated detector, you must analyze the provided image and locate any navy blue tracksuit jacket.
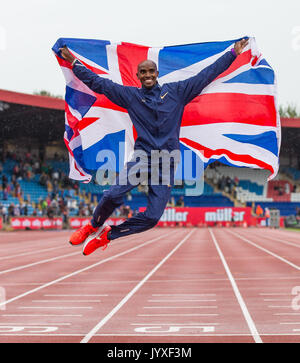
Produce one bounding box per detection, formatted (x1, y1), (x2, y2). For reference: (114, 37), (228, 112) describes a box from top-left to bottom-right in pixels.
(72, 51), (236, 239)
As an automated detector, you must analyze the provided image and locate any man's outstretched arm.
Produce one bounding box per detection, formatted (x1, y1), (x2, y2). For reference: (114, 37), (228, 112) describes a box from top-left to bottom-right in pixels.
(59, 46), (133, 109)
(177, 38), (249, 105)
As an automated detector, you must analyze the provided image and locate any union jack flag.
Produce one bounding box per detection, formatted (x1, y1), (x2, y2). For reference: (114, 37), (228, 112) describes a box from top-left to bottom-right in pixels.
(52, 37), (280, 183)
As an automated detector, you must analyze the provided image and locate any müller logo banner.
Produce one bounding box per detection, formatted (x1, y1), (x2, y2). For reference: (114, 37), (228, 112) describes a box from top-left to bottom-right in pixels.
(10, 217), (63, 230)
(69, 217), (126, 229)
(139, 207), (253, 226)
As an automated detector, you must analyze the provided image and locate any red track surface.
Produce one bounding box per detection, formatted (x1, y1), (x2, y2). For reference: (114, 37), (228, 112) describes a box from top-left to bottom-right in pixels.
(0, 227), (300, 343)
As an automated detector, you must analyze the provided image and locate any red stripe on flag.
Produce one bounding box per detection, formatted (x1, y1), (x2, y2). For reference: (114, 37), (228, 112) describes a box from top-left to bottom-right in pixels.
(93, 95), (127, 113)
(56, 55), (72, 69)
(181, 93), (277, 127)
(180, 137), (274, 175)
(79, 59), (108, 75)
(132, 125), (138, 141)
(117, 42), (150, 87)
(64, 138), (86, 177)
(56, 53), (107, 75)
(215, 49), (252, 80)
(65, 103), (80, 129)
(64, 138), (75, 158)
(77, 117), (99, 131)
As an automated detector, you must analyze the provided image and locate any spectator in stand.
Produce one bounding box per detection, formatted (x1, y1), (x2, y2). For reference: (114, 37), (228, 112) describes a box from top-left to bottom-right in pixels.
(167, 196), (175, 207)
(2, 186), (8, 200)
(41, 199), (48, 216)
(265, 207), (270, 227)
(1, 204), (8, 224)
(255, 204), (263, 217)
(14, 204), (20, 217)
(284, 182), (290, 194)
(2, 174), (8, 191)
(8, 203), (14, 218)
(14, 182), (22, 198)
(176, 196), (185, 207)
(39, 172), (48, 187)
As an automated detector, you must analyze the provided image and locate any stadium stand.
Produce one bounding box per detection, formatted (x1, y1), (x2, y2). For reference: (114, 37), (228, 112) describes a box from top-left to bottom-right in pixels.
(1, 89), (300, 228)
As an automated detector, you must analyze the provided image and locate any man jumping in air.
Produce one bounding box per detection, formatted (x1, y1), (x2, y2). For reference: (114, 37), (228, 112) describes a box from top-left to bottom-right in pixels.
(60, 38), (248, 256)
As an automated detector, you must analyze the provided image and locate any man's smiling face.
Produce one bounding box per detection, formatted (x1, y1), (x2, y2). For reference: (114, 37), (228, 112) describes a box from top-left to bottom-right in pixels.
(136, 60), (159, 89)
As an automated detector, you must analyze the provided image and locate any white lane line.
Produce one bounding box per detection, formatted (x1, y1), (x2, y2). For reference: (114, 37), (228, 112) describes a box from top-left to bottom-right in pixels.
(280, 322), (300, 325)
(274, 313), (300, 316)
(152, 294), (216, 296)
(143, 306), (218, 309)
(130, 323), (220, 325)
(18, 307), (93, 310)
(0, 245), (69, 261)
(137, 314), (218, 317)
(263, 299), (291, 301)
(148, 299), (216, 302)
(241, 231), (300, 249)
(0, 323), (71, 326)
(0, 231), (174, 310)
(80, 229), (195, 343)
(0, 251), (80, 275)
(2, 333), (300, 337)
(260, 293), (289, 296)
(227, 230), (300, 270)
(44, 294), (108, 297)
(209, 228), (262, 343)
(2, 314), (82, 317)
(0, 230), (165, 276)
(32, 300), (101, 303)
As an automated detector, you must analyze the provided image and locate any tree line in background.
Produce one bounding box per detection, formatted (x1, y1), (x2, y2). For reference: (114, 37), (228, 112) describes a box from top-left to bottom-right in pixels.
(279, 104), (300, 118)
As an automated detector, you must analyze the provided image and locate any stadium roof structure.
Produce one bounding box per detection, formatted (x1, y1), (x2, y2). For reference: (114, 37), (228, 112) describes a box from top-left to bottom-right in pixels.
(0, 89), (65, 143)
(0, 89), (64, 110)
(0, 88), (300, 147)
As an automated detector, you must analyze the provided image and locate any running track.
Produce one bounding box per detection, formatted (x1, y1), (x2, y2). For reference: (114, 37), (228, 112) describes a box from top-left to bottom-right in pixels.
(0, 227), (300, 343)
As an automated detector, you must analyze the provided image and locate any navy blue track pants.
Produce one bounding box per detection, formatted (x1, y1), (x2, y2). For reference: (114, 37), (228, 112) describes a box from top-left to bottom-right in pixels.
(90, 153), (176, 240)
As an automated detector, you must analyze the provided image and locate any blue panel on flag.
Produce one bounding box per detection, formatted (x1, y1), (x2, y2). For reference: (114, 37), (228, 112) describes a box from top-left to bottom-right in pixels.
(223, 131), (279, 156)
(258, 58), (271, 67)
(65, 86), (97, 118)
(65, 124), (74, 141)
(175, 143), (204, 181)
(53, 38), (110, 70)
(82, 130), (125, 172)
(158, 40), (236, 78)
(72, 145), (90, 175)
(224, 68), (274, 85)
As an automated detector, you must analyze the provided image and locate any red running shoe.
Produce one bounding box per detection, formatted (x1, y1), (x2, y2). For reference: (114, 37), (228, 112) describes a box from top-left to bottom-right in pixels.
(82, 224), (112, 256)
(69, 222), (98, 246)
